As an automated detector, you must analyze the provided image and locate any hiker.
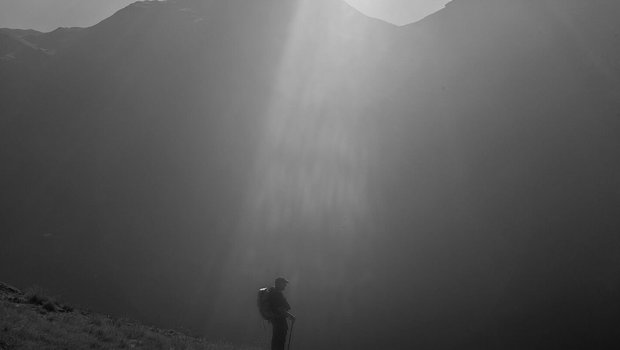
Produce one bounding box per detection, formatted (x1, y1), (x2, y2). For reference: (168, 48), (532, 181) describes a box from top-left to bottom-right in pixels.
(268, 277), (295, 350)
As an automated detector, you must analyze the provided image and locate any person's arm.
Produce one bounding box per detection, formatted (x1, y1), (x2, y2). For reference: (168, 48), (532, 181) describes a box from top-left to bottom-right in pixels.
(275, 305), (294, 319)
(273, 293), (294, 319)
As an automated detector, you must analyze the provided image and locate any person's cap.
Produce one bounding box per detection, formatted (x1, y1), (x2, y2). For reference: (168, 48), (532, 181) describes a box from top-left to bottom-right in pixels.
(275, 277), (289, 284)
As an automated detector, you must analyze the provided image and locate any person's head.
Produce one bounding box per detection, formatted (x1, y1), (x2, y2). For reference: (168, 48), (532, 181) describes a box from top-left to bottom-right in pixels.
(275, 277), (289, 291)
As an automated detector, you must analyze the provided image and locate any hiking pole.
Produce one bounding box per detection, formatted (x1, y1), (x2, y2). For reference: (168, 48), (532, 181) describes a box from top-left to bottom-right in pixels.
(287, 319), (295, 350)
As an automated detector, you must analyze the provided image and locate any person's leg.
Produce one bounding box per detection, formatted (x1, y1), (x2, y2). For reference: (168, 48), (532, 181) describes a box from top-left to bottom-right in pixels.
(271, 319), (288, 350)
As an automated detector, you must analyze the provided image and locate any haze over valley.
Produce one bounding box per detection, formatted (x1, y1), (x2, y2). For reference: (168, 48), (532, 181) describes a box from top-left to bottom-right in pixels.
(1, 1), (619, 349)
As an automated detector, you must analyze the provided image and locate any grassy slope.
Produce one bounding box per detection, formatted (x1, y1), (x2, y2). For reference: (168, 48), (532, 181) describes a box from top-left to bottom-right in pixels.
(0, 283), (260, 350)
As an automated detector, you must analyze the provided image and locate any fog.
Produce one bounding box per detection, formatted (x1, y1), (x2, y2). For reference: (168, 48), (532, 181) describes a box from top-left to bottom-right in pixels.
(1, 0), (620, 349)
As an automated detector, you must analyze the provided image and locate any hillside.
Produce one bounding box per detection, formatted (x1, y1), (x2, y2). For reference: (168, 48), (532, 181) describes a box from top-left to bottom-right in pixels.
(0, 282), (259, 350)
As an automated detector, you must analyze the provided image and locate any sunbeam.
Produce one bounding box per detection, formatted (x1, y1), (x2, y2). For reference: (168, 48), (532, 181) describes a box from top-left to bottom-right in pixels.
(206, 1), (391, 347)
(250, 0), (373, 235)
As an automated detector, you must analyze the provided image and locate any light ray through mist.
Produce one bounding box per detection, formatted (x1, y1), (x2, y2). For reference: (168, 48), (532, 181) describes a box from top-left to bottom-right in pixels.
(251, 1), (372, 236)
(206, 1), (388, 346)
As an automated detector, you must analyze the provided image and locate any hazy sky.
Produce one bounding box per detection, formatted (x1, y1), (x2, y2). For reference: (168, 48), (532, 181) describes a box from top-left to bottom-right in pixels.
(0, 0), (451, 32)
(344, 0), (450, 25)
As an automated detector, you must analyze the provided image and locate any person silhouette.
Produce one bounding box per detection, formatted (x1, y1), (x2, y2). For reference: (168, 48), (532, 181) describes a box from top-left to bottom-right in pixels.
(268, 277), (296, 350)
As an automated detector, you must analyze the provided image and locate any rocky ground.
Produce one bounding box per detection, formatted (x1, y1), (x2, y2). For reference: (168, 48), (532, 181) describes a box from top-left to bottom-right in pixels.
(0, 282), (259, 350)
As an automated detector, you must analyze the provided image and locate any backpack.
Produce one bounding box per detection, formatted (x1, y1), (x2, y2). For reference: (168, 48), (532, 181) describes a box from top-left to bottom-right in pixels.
(257, 287), (274, 320)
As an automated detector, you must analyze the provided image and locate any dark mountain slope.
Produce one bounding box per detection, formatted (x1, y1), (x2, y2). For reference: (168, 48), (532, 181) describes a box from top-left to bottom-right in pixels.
(365, 1), (620, 347)
(0, 30), (49, 64)
(0, 27), (85, 53)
